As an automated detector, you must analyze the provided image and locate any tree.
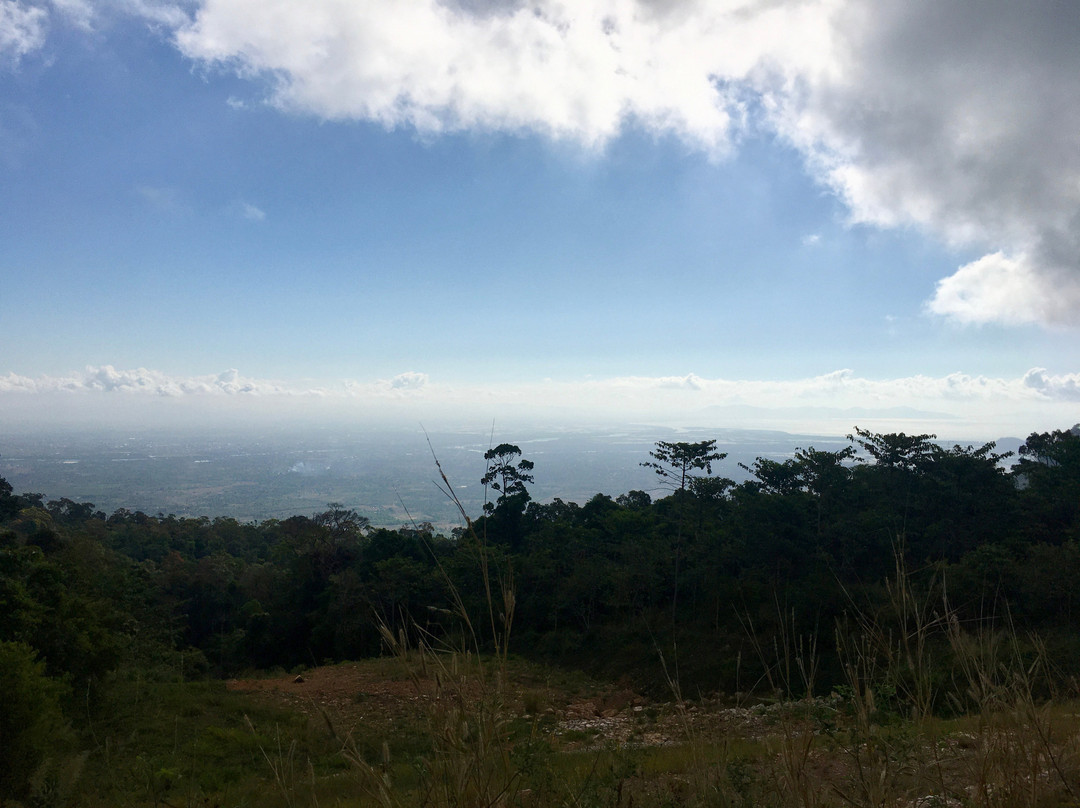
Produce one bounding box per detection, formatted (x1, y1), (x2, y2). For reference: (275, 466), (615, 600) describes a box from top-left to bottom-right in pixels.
(1017, 426), (1080, 471)
(1014, 426), (1080, 545)
(0, 475), (19, 521)
(847, 427), (936, 473)
(313, 503), (370, 542)
(738, 457), (803, 496)
(913, 441), (1015, 559)
(794, 446), (855, 497)
(616, 490), (652, 509)
(481, 444), (535, 514)
(47, 497), (104, 524)
(641, 440), (726, 493)
(641, 439), (727, 636)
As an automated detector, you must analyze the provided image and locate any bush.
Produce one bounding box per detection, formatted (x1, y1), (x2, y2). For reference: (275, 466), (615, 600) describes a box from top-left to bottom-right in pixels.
(0, 641), (70, 801)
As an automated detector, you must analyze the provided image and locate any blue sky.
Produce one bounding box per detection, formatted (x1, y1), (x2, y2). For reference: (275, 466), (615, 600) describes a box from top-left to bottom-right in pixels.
(2, 0), (1079, 438)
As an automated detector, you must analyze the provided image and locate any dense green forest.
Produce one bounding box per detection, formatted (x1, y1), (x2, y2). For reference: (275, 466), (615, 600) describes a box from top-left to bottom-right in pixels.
(3, 425), (1080, 804)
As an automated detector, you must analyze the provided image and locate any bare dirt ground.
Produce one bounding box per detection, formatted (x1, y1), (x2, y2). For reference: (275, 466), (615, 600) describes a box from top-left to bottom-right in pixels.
(225, 659), (789, 750)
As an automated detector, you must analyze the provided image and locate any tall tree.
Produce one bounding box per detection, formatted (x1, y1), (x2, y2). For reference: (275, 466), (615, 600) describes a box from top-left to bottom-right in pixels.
(642, 439), (727, 648)
(481, 444), (535, 513)
(641, 440), (726, 493)
(847, 427), (936, 473)
(313, 503), (370, 542)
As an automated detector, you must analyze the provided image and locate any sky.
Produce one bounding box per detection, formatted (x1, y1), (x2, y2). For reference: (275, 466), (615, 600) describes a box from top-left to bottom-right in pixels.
(1, 0), (1079, 439)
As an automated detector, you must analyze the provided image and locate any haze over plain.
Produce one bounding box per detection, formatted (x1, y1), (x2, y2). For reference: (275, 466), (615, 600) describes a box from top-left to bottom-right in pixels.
(2, 0), (1079, 438)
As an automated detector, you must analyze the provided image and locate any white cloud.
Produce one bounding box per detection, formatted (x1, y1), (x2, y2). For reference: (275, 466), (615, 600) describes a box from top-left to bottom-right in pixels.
(159, 0), (1080, 328)
(388, 371), (429, 390)
(0, 0), (47, 66)
(0, 371), (39, 392)
(655, 373), (703, 391)
(85, 365), (161, 393)
(239, 201), (265, 220)
(767, 0), (1080, 327)
(1, 0), (192, 69)
(0, 365), (1013, 402)
(1022, 368), (1080, 402)
(49, 0), (94, 31)
(117, 0), (190, 29)
(926, 252), (1080, 326)
(0, 365), (297, 396)
(4, 365), (1077, 438)
(10, 0), (1080, 331)
(171, 0), (805, 154)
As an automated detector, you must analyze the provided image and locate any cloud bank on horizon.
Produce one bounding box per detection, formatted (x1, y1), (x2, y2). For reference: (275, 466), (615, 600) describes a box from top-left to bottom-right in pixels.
(7, 0), (1076, 327)
(2, 365), (1078, 437)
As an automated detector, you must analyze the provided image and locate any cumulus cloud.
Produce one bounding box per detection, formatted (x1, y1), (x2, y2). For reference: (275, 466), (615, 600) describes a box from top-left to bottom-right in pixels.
(1022, 368), (1080, 402)
(0, 371), (39, 393)
(171, 0), (804, 153)
(158, 0), (1080, 328)
(769, 0), (1080, 327)
(14, 0), (1079, 326)
(389, 371), (429, 391)
(0, 0), (47, 66)
(926, 252), (1080, 326)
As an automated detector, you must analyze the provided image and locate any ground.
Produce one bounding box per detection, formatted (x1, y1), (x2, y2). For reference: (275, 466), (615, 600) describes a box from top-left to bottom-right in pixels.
(220, 657), (1080, 807)
(226, 656), (795, 751)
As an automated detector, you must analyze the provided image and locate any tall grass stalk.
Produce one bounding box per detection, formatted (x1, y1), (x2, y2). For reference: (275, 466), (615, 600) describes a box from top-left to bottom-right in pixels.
(740, 597), (821, 701)
(826, 538), (1080, 808)
(246, 715), (301, 808)
(944, 612), (1080, 808)
(343, 439), (530, 808)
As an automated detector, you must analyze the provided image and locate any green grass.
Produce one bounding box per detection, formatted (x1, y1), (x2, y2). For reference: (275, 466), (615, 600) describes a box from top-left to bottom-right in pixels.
(78, 678), (342, 806)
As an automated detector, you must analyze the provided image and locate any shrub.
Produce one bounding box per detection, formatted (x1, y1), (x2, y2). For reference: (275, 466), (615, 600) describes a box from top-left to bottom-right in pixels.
(0, 641), (70, 801)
